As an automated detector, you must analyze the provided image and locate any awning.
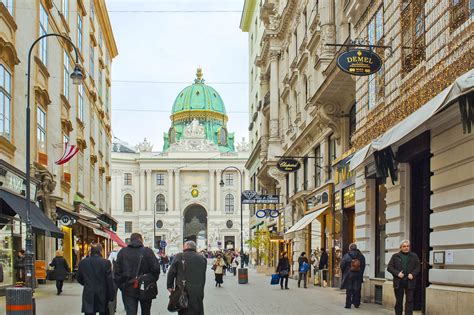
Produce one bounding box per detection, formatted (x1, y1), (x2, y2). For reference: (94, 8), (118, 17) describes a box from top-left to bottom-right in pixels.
(285, 207), (328, 235)
(349, 144), (373, 171)
(75, 218), (109, 239)
(0, 189), (63, 239)
(103, 228), (127, 247)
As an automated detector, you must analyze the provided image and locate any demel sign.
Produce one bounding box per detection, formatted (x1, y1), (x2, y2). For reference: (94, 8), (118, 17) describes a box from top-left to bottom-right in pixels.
(277, 158), (301, 173)
(337, 49), (382, 76)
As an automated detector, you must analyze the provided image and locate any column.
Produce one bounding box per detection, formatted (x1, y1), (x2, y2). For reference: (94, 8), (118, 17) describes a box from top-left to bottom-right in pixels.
(146, 169), (152, 211)
(269, 50), (280, 141)
(167, 170), (174, 211)
(216, 169), (221, 213)
(308, 155), (316, 190)
(320, 0), (336, 58)
(209, 169), (215, 212)
(174, 169), (180, 214)
(139, 170), (145, 211)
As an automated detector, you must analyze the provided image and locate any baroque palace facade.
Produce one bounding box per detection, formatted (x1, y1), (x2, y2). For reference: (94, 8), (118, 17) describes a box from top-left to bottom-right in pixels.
(111, 69), (250, 255)
(241, 0), (472, 313)
(0, 0), (118, 288)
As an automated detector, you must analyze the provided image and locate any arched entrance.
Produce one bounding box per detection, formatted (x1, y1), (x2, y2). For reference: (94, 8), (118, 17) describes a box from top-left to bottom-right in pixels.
(183, 204), (207, 250)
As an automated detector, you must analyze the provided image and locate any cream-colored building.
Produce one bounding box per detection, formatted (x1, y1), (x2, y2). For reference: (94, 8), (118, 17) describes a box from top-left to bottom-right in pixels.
(0, 0), (118, 286)
(111, 71), (250, 254)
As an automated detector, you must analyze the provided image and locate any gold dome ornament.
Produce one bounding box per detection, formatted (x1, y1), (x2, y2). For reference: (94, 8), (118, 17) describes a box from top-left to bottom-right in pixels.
(191, 185), (199, 198)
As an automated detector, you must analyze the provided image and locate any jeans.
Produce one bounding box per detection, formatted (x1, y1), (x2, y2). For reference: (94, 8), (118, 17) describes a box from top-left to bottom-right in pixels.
(345, 289), (361, 307)
(394, 280), (414, 315)
(280, 275), (288, 288)
(122, 294), (152, 315)
(298, 272), (307, 287)
(56, 280), (63, 293)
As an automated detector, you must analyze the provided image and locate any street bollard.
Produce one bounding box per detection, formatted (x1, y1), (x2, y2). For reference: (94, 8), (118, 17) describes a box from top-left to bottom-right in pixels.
(6, 287), (33, 315)
(238, 268), (248, 284)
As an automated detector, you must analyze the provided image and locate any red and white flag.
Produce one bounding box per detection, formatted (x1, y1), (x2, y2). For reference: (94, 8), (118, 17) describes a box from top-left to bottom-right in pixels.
(55, 142), (79, 165)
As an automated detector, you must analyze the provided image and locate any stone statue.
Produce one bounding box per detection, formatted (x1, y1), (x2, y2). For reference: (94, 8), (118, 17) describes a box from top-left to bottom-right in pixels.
(136, 138), (153, 152)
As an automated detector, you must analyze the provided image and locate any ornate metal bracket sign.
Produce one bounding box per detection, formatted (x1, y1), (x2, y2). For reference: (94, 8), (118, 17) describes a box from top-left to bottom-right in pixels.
(241, 190), (280, 204)
(337, 49), (382, 76)
(276, 158), (301, 173)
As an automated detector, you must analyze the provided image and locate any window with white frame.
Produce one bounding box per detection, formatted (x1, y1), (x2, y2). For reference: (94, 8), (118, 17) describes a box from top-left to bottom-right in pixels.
(39, 3), (48, 65)
(62, 0), (68, 23)
(155, 194), (166, 212)
(77, 15), (83, 52)
(225, 194), (234, 214)
(89, 46), (95, 80)
(63, 50), (70, 100)
(78, 84), (84, 121)
(156, 173), (164, 186)
(124, 173), (132, 185)
(225, 173), (233, 186)
(0, 65), (12, 139)
(124, 194), (133, 212)
(37, 107), (46, 152)
(2, 0), (14, 15)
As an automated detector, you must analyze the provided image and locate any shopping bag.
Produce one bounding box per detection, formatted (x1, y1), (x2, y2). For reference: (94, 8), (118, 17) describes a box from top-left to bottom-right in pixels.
(270, 274), (280, 285)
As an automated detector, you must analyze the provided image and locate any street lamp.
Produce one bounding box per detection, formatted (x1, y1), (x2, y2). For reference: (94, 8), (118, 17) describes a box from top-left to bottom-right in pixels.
(219, 166), (246, 274)
(25, 34), (83, 289)
(153, 198), (168, 250)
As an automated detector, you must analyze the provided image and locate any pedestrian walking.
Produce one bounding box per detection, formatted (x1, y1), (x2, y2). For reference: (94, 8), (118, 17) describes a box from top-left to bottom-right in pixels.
(50, 250), (70, 295)
(319, 248), (329, 286)
(276, 252), (290, 290)
(77, 244), (115, 315)
(160, 253), (169, 274)
(297, 252), (309, 288)
(114, 233), (160, 315)
(13, 249), (26, 283)
(167, 241), (207, 315)
(107, 247), (120, 315)
(212, 253), (226, 287)
(387, 240), (421, 315)
(232, 256), (239, 276)
(340, 243), (366, 309)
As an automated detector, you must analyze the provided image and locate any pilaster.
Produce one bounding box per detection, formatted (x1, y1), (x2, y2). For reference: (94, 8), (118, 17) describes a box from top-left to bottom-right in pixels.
(146, 169), (152, 211)
(174, 169), (180, 214)
(168, 170), (174, 211)
(139, 170), (145, 210)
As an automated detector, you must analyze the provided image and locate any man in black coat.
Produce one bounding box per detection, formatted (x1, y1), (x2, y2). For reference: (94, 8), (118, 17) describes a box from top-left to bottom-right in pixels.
(50, 250), (70, 295)
(340, 243), (366, 309)
(114, 233), (160, 315)
(167, 241), (207, 315)
(318, 248), (329, 283)
(387, 240), (420, 315)
(77, 244), (114, 315)
(275, 252), (290, 290)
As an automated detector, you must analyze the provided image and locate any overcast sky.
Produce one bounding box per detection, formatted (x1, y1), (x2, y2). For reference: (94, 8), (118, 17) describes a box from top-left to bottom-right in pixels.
(106, 0), (248, 151)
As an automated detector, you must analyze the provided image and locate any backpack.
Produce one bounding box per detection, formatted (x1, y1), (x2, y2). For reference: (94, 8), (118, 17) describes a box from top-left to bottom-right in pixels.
(350, 258), (361, 272)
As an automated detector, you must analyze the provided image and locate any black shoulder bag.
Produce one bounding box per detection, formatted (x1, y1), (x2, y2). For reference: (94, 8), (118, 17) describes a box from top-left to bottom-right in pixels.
(134, 251), (159, 301)
(167, 257), (189, 312)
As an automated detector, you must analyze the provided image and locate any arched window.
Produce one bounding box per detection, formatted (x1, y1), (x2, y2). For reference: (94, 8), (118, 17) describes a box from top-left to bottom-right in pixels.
(218, 127), (228, 146)
(123, 194), (133, 212)
(225, 194), (234, 214)
(155, 194), (166, 212)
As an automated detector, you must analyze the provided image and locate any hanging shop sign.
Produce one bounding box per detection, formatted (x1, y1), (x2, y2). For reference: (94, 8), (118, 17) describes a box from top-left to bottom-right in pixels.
(256, 209), (280, 218)
(276, 158), (301, 173)
(337, 49), (382, 76)
(59, 214), (76, 226)
(242, 190), (280, 204)
(0, 164), (37, 201)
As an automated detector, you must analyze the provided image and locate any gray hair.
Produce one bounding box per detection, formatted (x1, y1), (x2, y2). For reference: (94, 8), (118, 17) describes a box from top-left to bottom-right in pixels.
(349, 243), (357, 251)
(399, 240), (410, 248)
(184, 241), (197, 251)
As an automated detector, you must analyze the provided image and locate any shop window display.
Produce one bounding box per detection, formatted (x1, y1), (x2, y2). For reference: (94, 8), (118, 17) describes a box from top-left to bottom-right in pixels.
(0, 223), (13, 286)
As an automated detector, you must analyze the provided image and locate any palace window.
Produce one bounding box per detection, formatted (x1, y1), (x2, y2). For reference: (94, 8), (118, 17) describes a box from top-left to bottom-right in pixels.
(0, 65), (11, 139)
(124, 173), (132, 186)
(367, 6), (384, 110)
(450, 0), (472, 31)
(125, 221), (132, 233)
(155, 194), (166, 212)
(225, 194), (234, 214)
(39, 3), (48, 66)
(63, 50), (70, 100)
(77, 15), (83, 52)
(156, 173), (165, 186)
(225, 173), (234, 186)
(123, 194), (133, 212)
(401, 1), (425, 75)
(37, 107), (46, 153)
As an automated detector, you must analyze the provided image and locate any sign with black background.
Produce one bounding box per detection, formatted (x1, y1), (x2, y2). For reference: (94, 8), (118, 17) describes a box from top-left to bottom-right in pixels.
(337, 49), (382, 76)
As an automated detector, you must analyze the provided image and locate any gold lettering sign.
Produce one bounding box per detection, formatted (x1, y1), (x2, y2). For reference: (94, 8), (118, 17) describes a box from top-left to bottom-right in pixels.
(337, 49), (382, 76)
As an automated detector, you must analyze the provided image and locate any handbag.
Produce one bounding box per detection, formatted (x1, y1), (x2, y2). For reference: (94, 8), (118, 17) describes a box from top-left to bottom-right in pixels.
(270, 274), (280, 285)
(211, 264), (217, 271)
(134, 251), (158, 300)
(46, 269), (56, 281)
(167, 258), (189, 312)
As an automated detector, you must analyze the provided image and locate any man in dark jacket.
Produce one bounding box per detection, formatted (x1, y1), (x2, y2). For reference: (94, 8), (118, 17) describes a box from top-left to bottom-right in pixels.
(340, 243), (366, 309)
(387, 240), (420, 315)
(297, 252), (309, 288)
(50, 250), (70, 295)
(276, 252), (290, 290)
(114, 233), (160, 315)
(167, 241), (207, 315)
(319, 248), (329, 283)
(77, 244), (114, 315)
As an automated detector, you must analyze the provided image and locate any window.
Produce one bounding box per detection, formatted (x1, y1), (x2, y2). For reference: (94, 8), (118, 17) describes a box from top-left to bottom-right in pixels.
(98, 31), (103, 49)
(328, 134), (336, 181)
(155, 194), (166, 212)
(349, 103), (357, 147)
(303, 9), (307, 34)
(315, 145), (322, 187)
(77, 152), (84, 193)
(98, 69), (102, 98)
(124, 221), (132, 233)
(293, 29), (298, 56)
(450, 0), (472, 30)
(225, 194), (234, 214)
(39, 3), (48, 65)
(375, 179), (387, 278)
(303, 157), (308, 190)
(401, 1), (425, 74)
(90, 1), (95, 23)
(77, 15), (83, 52)
(63, 50), (70, 100)
(90, 114), (96, 138)
(91, 166), (95, 201)
(105, 86), (109, 114)
(123, 194), (133, 212)
(89, 46), (95, 80)
(78, 84), (84, 121)
(285, 173), (290, 203)
(225, 173), (233, 186)
(294, 91), (299, 117)
(293, 170), (298, 194)
(37, 107), (46, 152)
(156, 173), (164, 186)
(368, 6), (384, 109)
(124, 173), (132, 185)
(62, 0), (68, 23)
(0, 65), (11, 139)
(2, 0), (14, 15)
(99, 129), (103, 153)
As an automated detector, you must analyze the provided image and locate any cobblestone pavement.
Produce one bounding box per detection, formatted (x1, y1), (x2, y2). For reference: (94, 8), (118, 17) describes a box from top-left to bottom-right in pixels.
(0, 262), (391, 314)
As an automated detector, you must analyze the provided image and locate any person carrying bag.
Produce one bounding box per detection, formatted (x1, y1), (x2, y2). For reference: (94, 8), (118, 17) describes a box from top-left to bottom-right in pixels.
(276, 252), (290, 290)
(167, 259), (189, 312)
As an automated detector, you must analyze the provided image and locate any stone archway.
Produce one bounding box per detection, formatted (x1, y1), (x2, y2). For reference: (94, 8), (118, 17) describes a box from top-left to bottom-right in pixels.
(183, 204), (207, 250)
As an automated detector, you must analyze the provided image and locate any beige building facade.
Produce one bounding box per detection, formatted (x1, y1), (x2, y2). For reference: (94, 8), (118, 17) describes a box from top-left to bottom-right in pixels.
(0, 0), (118, 286)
